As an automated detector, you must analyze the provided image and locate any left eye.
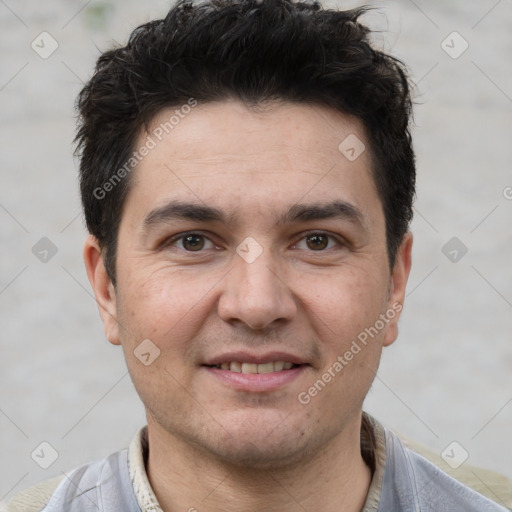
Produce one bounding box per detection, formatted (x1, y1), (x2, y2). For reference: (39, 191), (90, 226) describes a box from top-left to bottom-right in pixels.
(293, 233), (340, 251)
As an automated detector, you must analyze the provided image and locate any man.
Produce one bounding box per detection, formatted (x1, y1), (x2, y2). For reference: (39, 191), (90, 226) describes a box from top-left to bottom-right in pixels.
(6, 0), (511, 511)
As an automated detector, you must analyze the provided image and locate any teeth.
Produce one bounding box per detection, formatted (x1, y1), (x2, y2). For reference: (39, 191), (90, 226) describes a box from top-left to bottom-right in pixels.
(241, 362), (258, 374)
(230, 361), (242, 373)
(257, 362), (274, 374)
(215, 361), (297, 373)
(273, 361), (284, 371)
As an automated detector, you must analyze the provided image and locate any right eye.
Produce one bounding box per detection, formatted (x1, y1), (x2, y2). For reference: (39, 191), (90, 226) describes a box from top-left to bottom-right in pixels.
(162, 232), (218, 253)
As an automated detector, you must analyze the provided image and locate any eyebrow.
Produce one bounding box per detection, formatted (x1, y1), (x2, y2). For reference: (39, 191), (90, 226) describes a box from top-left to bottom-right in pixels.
(142, 199), (365, 231)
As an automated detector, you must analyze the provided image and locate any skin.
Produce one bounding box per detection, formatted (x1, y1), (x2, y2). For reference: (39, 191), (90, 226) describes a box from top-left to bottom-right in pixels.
(84, 99), (412, 512)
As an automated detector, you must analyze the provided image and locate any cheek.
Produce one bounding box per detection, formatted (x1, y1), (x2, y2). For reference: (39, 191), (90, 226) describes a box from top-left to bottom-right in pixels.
(117, 265), (217, 350)
(115, 272), (202, 403)
(302, 264), (390, 340)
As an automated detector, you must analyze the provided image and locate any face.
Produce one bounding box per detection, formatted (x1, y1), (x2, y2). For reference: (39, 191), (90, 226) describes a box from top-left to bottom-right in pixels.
(85, 99), (412, 469)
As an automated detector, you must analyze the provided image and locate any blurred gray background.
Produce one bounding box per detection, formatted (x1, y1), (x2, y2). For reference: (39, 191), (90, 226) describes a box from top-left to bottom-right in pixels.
(1, 0), (511, 503)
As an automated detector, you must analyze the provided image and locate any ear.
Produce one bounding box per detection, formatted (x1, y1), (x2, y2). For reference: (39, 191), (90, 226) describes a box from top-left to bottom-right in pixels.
(83, 235), (121, 345)
(382, 232), (413, 347)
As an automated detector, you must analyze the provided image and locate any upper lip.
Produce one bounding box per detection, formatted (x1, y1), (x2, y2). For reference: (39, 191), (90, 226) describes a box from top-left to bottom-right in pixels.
(203, 351), (309, 366)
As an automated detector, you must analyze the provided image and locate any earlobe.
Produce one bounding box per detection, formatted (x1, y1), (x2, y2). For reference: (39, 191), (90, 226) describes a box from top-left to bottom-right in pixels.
(383, 232), (413, 347)
(83, 235), (121, 345)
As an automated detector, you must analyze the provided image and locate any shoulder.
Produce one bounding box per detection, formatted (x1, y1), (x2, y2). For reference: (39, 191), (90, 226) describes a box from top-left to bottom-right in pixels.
(3, 476), (64, 512)
(364, 414), (512, 511)
(403, 436), (512, 510)
(3, 448), (137, 512)
(385, 427), (512, 511)
(3, 428), (149, 512)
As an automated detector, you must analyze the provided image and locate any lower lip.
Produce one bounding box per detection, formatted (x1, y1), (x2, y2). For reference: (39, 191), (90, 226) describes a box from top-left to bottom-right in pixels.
(202, 365), (308, 392)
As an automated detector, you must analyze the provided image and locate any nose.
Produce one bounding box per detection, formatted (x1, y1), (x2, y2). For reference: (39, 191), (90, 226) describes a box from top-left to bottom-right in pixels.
(217, 248), (297, 330)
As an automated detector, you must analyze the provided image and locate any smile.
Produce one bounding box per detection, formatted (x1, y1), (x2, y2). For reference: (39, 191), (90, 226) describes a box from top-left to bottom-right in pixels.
(208, 361), (298, 373)
(203, 363), (309, 393)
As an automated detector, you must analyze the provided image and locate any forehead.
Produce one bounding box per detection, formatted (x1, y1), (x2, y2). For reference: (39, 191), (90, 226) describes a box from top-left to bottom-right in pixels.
(145, 99), (371, 170)
(124, 99), (381, 228)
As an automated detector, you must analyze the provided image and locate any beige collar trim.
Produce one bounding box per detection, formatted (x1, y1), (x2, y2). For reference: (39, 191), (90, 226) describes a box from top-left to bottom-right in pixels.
(127, 414), (387, 512)
(361, 413), (387, 512)
(128, 426), (163, 512)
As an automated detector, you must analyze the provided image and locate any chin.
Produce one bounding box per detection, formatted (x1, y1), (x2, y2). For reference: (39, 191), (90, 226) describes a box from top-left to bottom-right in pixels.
(210, 435), (311, 470)
(201, 414), (317, 470)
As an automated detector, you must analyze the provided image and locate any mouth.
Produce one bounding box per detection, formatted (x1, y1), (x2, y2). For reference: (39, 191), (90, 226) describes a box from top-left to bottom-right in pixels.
(205, 361), (301, 374)
(202, 352), (310, 392)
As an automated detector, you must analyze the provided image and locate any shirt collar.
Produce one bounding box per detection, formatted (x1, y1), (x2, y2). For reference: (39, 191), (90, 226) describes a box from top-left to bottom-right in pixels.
(128, 412), (387, 512)
(128, 424), (163, 512)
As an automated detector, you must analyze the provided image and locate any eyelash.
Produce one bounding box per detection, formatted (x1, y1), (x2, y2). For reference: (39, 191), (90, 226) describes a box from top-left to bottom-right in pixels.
(163, 231), (346, 253)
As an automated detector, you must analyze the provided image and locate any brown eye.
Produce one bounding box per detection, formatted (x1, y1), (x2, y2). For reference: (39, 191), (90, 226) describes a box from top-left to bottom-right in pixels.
(305, 234), (329, 250)
(164, 232), (217, 253)
(182, 234), (205, 251)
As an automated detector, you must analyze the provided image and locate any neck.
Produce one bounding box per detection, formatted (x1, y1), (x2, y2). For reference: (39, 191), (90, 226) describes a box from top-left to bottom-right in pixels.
(146, 414), (373, 512)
